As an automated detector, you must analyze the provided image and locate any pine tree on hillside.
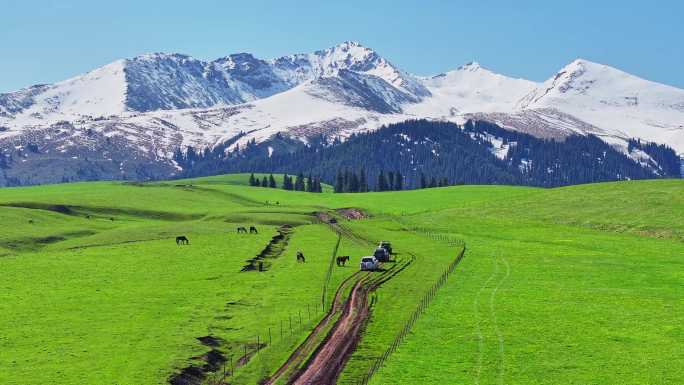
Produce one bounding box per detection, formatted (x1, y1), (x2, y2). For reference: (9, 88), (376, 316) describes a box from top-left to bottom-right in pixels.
(261, 177), (268, 187)
(249, 173), (256, 186)
(377, 171), (388, 192)
(254, 177), (261, 187)
(359, 169), (368, 192)
(388, 171), (395, 190)
(420, 173), (427, 189)
(283, 173), (293, 190)
(343, 169), (352, 192)
(335, 170), (344, 193)
(348, 172), (358, 192)
(394, 170), (403, 190)
(294, 173), (305, 191)
(306, 174), (313, 192)
(269, 174), (277, 188)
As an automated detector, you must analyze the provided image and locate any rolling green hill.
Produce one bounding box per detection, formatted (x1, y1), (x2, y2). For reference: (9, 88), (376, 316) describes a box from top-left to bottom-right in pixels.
(0, 175), (682, 385)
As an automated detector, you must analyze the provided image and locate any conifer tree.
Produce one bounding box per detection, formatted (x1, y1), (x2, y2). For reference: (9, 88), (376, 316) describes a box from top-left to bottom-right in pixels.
(268, 174), (277, 188)
(394, 170), (403, 191)
(335, 170), (344, 193)
(377, 171), (388, 192)
(306, 174), (313, 192)
(261, 177), (268, 187)
(283, 173), (293, 190)
(294, 173), (305, 191)
(249, 173), (256, 186)
(349, 172), (360, 192)
(343, 169), (352, 193)
(254, 177), (261, 187)
(359, 169), (368, 192)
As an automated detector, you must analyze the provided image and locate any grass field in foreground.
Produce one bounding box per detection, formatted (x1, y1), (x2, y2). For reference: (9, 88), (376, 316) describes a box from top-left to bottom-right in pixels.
(0, 175), (682, 384)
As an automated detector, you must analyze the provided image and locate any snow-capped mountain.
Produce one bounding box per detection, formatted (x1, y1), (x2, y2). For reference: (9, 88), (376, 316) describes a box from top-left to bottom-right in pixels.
(0, 41), (426, 124)
(0, 41), (683, 186)
(517, 59), (684, 151)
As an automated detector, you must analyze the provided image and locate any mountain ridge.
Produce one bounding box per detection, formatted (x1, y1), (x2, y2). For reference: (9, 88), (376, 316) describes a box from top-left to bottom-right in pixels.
(0, 41), (682, 186)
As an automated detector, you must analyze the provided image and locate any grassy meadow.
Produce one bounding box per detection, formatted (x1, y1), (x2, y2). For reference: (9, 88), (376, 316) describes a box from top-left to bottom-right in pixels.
(0, 174), (682, 384)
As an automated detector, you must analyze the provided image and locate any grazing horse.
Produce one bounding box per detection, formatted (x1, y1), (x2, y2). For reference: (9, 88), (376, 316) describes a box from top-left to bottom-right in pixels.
(176, 236), (189, 245)
(336, 255), (350, 266)
(249, 226), (258, 234)
(237, 226), (248, 234)
(296, 251), (306, 263)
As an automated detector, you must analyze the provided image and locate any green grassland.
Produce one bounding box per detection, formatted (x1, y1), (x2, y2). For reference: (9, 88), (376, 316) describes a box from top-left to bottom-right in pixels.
(0, 174), (682, 384)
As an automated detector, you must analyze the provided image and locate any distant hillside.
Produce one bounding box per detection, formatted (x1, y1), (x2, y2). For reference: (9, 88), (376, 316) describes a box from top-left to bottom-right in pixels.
(174, 120), (680, 189)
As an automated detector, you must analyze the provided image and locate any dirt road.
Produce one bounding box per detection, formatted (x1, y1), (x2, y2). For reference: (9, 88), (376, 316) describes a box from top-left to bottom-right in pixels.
(291, 277), (371, 385)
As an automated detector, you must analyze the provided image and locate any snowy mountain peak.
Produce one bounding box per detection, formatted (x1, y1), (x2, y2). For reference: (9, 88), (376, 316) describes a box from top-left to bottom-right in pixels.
(457, 61), (483, 71)
(1, 44), (683, 167)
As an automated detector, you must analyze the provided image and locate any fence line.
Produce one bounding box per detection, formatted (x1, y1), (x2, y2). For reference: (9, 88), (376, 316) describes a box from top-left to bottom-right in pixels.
(201, 292), (326, 385)
(358, 224), (466, 385)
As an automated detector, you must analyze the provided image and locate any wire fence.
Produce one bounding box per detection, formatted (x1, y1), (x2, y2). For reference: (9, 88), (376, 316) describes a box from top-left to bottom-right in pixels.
(202, 295), (326, 385)
(357, 226), (467, 385)
(203, 219), (353, 384)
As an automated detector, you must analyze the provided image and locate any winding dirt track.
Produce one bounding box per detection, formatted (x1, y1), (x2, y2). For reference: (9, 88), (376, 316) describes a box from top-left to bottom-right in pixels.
(288, 258), (413, 385)
(265, 218), (412, 385)
(291, 277), (371, 385)
(263, 271), (361, 385)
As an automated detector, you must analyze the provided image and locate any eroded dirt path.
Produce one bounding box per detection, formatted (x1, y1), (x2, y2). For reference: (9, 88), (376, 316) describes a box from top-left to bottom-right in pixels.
(263, 271), (362, 385)
(288, 257), (413, 385)
(264, 213), (412, 385)
(290, 277), (371, 384)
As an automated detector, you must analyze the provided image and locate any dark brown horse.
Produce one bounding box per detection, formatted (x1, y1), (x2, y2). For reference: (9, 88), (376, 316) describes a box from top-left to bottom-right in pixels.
(237, 226), (248, 234)
(176, 236), (189, 245)
(249, 226), (258, 234)
(336, 255), (350, 266)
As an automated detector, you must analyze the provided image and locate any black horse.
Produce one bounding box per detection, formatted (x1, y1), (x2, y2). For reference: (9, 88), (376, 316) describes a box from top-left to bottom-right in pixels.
(336, 255), (350, 266)
(296, 251), (306, 263)
(249, 226), (258, 234)
(237, 226), (248, 234)
(176, 236), (189, 245)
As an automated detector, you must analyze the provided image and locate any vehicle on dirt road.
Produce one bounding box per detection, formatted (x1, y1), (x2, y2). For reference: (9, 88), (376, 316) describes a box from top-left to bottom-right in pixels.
(360, 256), (379, 271)
(374, 247), (390, 262)
(379, 241), (393, 255)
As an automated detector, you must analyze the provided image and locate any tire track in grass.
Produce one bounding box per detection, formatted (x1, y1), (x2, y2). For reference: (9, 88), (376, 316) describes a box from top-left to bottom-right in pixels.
(490, 254), (510, 385)
(474, 255), (499, 385)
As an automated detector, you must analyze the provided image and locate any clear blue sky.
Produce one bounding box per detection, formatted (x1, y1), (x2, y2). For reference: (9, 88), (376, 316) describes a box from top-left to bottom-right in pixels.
(2, 0), (683, 92)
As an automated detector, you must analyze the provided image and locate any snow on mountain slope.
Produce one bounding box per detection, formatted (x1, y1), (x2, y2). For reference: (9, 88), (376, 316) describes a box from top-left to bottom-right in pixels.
(518, 59), (684, 152)
(0, 42), (428, 131)
(0, 60), (128, 124)
(1, 42), (683, 165)
(409, 62), (538, 117)
(78, 81), (413, 156)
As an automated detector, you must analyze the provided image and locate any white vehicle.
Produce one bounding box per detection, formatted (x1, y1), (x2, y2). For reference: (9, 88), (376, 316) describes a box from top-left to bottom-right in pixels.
(360, 256), (379, 271)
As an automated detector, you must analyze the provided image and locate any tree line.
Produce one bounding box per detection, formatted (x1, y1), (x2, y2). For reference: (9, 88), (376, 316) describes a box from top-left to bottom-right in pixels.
(249, 172), (322, 192)
(172, 119), (681, 189)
